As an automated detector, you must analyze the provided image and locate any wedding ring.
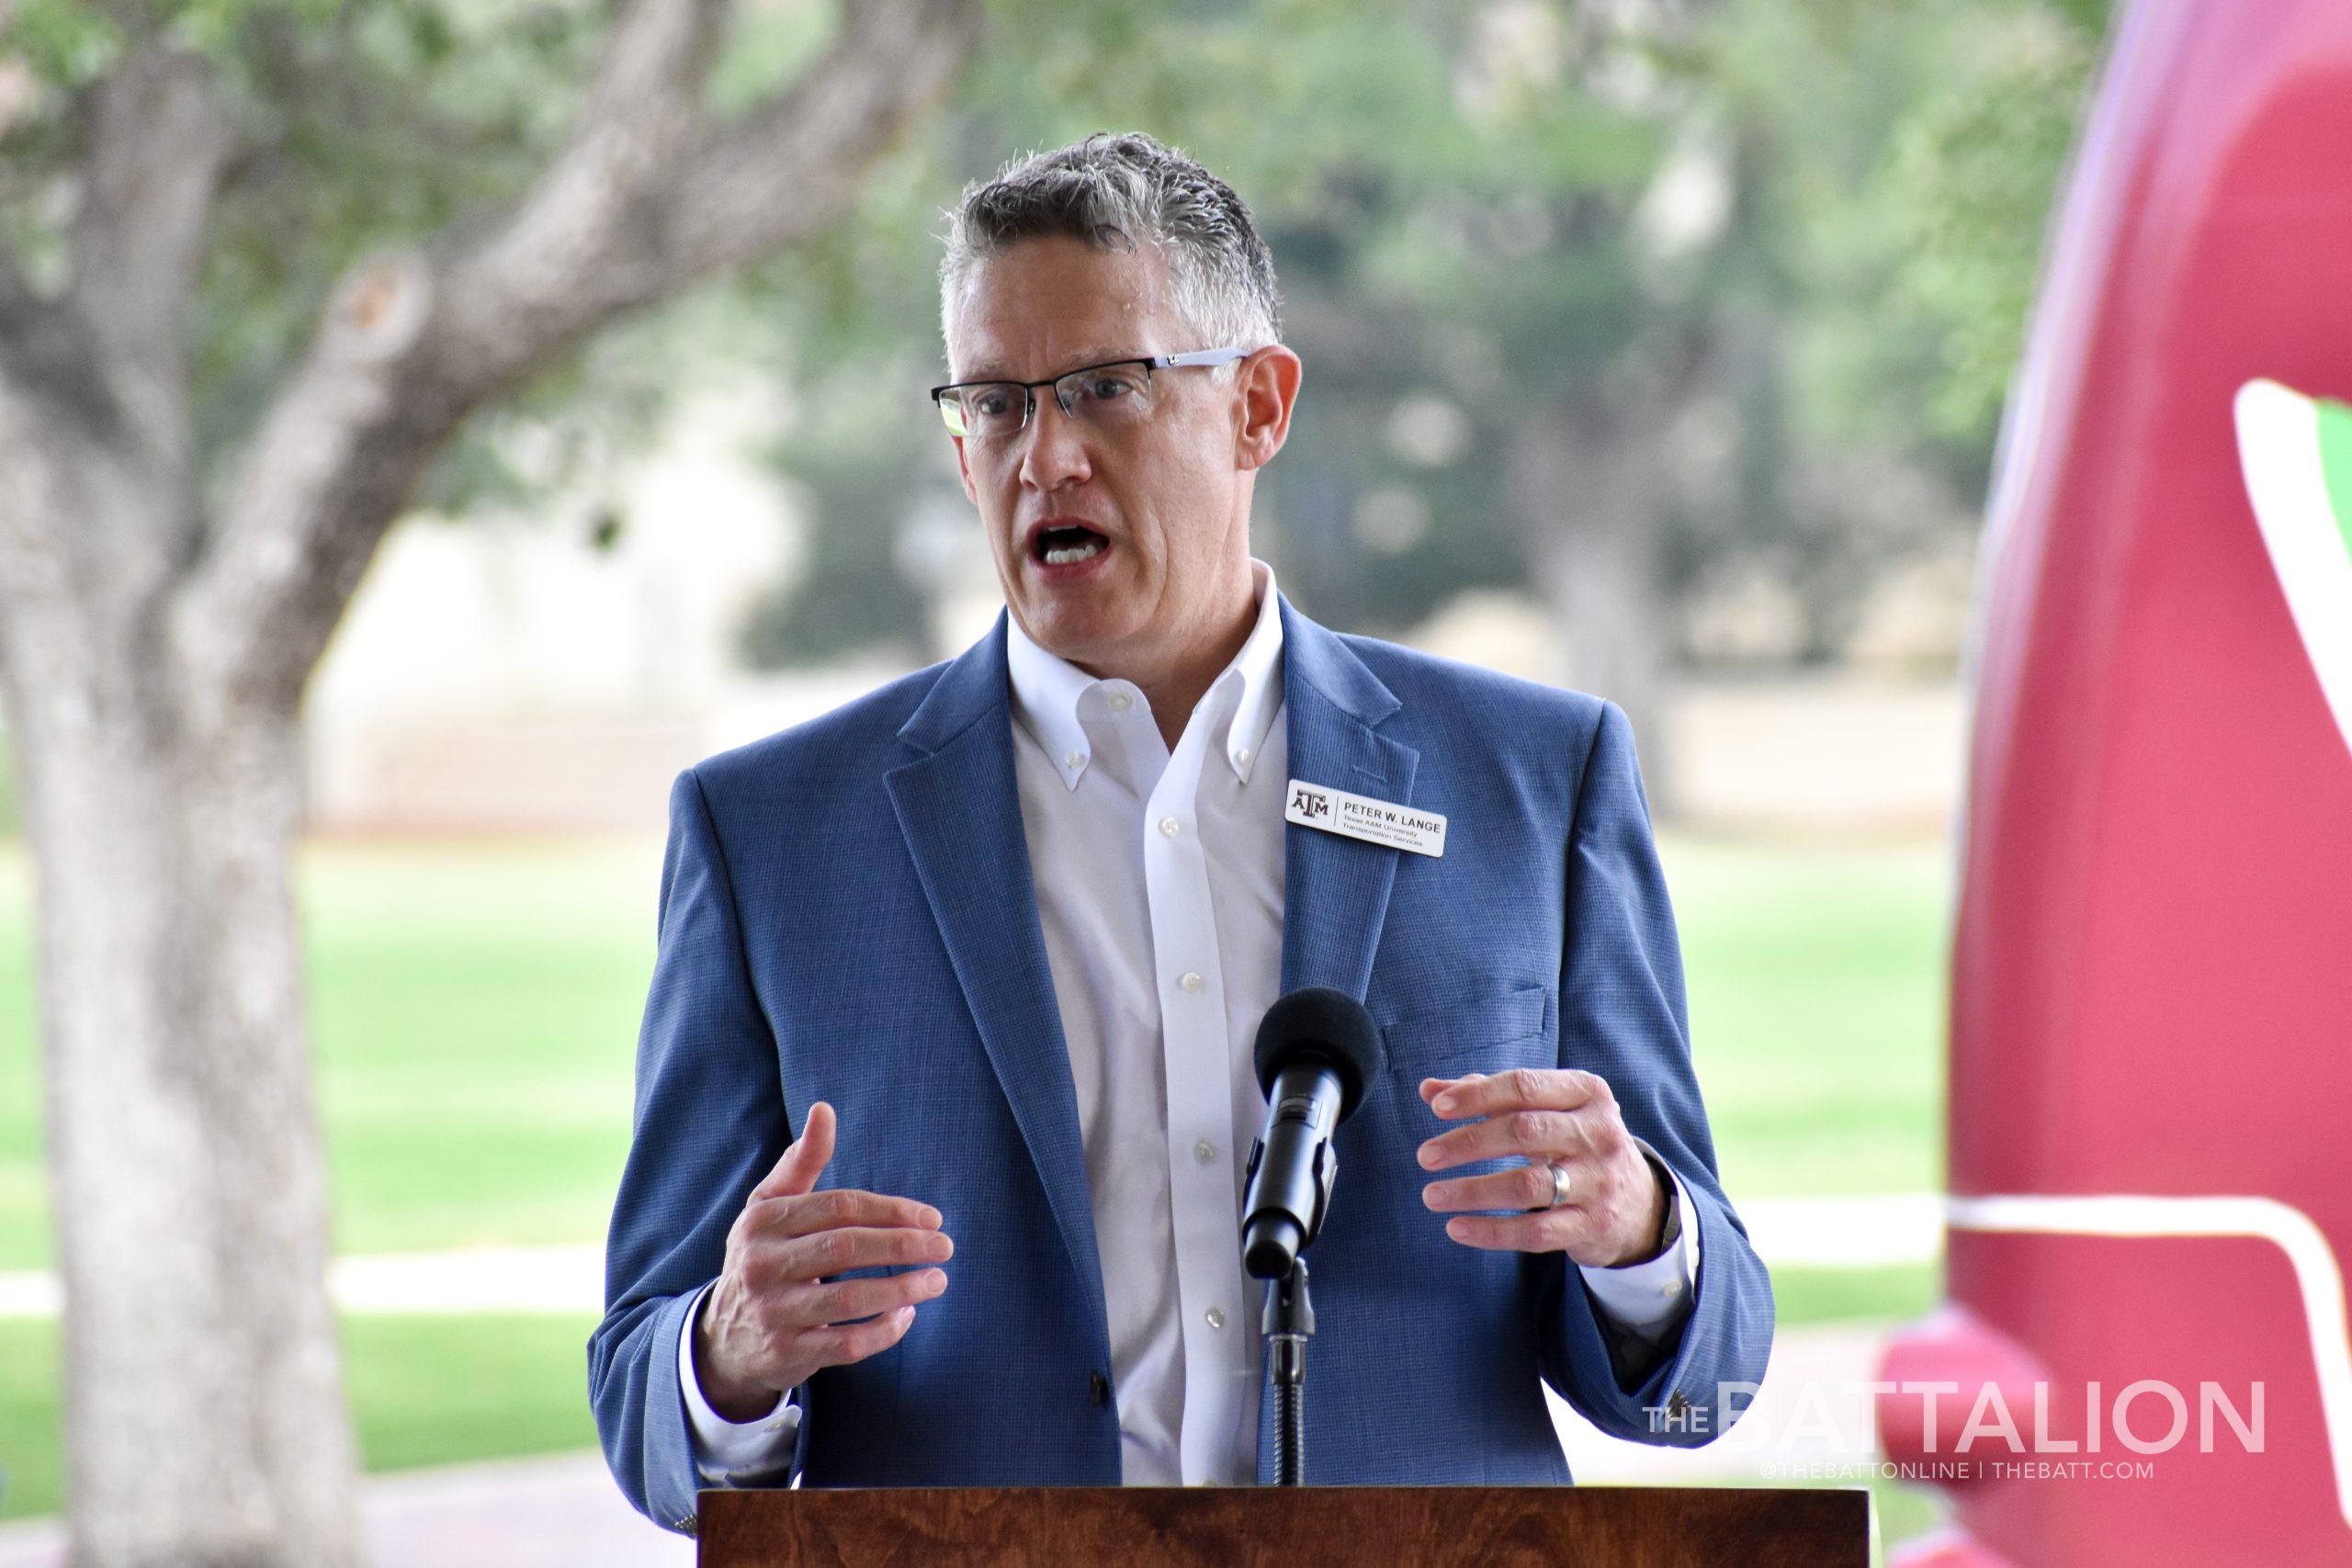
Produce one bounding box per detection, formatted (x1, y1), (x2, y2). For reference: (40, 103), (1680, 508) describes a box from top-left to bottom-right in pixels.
(1545, 1161), (1573, 1209)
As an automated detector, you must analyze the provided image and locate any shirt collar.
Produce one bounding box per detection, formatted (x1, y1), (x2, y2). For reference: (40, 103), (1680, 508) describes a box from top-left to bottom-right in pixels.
(1005, 556), (1285, 791)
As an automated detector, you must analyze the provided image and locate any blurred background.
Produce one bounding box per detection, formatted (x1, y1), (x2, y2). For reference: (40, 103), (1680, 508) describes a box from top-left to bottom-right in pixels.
(0, 0), (2116, 1560)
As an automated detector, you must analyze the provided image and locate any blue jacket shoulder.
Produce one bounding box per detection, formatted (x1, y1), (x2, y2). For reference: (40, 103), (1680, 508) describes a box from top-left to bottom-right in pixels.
(686, 659), (952, 806)
(1336, 631), (1611, 750)
(1340, 631), (1602, 720)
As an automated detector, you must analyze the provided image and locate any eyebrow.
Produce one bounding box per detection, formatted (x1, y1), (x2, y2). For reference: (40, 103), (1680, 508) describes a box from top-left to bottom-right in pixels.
(956, 346), (1145, 382)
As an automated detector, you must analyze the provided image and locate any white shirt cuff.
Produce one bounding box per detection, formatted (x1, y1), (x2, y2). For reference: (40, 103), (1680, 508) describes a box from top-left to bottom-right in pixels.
(1575, 1139), (1699, 1337)
(677, 1280), (802, 1483)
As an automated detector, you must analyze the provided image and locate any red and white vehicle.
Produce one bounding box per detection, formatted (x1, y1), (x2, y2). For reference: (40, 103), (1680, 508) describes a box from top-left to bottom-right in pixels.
(1877, 2), (2352, 1562)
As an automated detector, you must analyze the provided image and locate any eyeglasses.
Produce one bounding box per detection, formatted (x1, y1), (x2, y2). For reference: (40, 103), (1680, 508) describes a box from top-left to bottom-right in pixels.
(930, 347), (1253, 442)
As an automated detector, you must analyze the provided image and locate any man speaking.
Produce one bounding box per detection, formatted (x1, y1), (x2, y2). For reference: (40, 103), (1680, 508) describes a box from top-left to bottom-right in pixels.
(591, 131), (1771, 1534)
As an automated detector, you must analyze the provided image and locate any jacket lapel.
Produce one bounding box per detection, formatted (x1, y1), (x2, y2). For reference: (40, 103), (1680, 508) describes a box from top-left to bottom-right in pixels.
(1272, 591), (1419, 1001)
(1258, 592), (1419, 1483)
(884, 610), (1110, 1351)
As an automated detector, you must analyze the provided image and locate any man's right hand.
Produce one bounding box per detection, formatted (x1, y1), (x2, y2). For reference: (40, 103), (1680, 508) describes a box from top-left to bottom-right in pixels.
(692, 1100), (952, 1422)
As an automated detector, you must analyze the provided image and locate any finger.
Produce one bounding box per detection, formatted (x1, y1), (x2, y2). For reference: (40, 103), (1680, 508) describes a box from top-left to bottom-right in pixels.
(1430, 1067), (1606, 1121)
(1418, 1106), (1594, 1172)
(1418, 1071), (1486, 1108)
(798, 1303), (920, 1370)
(1441, 1209), (1582, 1253)
(770, 1224), (955, 1282)
(750, 1100), (837, 1202)
(752, 1189), (944, 1241)
(779, 1266), (949, 1330)
(1420, 1157), (1586, 1215)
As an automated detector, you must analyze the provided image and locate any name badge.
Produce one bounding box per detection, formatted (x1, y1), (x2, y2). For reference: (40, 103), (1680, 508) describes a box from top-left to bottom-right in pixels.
(1284, 779), (1447, 858)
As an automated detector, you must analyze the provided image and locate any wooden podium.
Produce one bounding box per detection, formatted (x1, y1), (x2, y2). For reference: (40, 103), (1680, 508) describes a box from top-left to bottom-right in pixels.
(695, 1484), (1871, 1566)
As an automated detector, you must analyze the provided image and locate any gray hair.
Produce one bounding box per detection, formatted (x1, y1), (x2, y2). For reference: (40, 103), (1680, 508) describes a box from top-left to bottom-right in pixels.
(937, 131), (1283, 380)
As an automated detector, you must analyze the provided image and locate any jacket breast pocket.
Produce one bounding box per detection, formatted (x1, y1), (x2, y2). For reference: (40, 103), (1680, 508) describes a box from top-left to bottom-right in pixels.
(1377, 981), (1554, 1080)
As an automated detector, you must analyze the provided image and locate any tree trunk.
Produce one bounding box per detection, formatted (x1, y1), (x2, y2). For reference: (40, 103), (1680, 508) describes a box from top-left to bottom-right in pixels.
(1507, 403), (1679, 812)
(0, 9), (978, 1559)
(6, 644), (357, 1568)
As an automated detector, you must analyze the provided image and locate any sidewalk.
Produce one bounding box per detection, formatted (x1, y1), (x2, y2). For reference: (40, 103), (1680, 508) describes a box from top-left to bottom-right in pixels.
(0, 1451), (691, 1568)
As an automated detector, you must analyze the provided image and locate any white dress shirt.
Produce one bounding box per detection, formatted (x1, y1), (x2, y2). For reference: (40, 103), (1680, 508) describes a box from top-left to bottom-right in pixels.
(678, 556), (1698, 1484)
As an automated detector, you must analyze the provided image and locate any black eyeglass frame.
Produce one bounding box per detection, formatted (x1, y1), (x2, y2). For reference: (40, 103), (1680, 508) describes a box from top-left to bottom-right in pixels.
(929, 346), (1255, 438)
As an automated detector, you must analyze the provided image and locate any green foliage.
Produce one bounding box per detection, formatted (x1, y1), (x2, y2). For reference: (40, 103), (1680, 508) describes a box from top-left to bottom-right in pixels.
(1884, 6), (2106, 446)
(1, 4), (117, 84)
(1737, 0), (2110, 473)
(1, 0), (614, 491)
(705, 0), (832, 114)
(727, 0), (2119, 660)
(0, 0), (2119, 668)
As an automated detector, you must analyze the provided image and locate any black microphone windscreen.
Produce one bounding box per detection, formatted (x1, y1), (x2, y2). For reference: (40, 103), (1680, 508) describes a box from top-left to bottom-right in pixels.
(1252, 987), (1385, 1120)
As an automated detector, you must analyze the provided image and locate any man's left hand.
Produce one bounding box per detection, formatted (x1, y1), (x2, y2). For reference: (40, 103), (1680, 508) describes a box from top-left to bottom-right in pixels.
(1416, 1068), (1668, 1268)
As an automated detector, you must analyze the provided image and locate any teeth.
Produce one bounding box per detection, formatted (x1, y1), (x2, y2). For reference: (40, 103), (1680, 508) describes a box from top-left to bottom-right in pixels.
(1042, 538), (1104, 566)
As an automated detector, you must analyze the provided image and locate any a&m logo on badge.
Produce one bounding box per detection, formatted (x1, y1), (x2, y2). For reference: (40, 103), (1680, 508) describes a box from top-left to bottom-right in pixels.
(1284, 779), (1446, 857)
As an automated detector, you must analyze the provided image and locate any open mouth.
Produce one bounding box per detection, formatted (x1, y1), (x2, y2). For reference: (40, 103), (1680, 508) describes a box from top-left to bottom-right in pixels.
(1032, 523), (1109, 567)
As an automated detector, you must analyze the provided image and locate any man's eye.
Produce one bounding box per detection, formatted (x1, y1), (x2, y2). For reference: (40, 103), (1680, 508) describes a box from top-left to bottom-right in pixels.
(972, 389), (1012, 417)
(1073, 373), (1148, 409)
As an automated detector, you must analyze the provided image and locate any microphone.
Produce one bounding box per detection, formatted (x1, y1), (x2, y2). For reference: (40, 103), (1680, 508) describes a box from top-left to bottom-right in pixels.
(1240, 987), (1385, 1280)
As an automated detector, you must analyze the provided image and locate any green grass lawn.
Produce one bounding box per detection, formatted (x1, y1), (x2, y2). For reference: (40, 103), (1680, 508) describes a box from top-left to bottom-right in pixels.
(0, 829), (1951, 1528)
(1664, 831), (1952, 1200)
(0, 837), (664, 1273)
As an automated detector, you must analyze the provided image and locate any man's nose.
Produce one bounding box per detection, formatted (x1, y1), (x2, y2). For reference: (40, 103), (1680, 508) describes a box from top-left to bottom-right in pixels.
(1017, 393), (1092, 491)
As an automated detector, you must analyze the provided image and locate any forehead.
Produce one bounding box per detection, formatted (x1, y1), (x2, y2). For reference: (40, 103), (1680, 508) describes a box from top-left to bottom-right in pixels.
(948, 234), (1181, 381)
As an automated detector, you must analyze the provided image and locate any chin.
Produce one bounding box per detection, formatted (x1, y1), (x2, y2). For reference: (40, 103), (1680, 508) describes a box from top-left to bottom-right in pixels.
(1025, 599), (1130, 658)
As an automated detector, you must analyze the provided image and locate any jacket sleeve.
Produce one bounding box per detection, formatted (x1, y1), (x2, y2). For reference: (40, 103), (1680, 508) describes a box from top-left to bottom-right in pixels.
(1532, 700), (1775, 1446)
(587, 767), (814, 1534)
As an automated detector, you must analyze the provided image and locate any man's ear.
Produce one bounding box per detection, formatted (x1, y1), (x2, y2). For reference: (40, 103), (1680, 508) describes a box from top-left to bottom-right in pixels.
(1234, 345), (1303, 472)
(952, 434), (976, 504)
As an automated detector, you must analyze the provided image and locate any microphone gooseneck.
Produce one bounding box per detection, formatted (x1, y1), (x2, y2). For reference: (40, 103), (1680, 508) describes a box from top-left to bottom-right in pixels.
(1240, 987), (1383, 1485)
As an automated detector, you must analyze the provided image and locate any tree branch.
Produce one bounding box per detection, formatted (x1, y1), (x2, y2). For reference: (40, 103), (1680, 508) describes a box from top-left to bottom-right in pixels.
(661, 0), (981, 279)
(0, 232), (109, 437)
(66, 42), (239, 373)
(175, 0), (981, 716)
(427, 0), (734, 366)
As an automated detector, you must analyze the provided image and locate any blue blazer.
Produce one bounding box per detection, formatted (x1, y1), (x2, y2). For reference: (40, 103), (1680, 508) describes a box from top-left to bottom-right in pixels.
(590, 592), (1773, 1532)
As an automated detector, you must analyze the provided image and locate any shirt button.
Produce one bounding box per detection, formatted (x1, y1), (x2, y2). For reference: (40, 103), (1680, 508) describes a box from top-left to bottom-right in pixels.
(1179, 971), (1204, 993)
(1159, 816), (1181, 837)
(1204, 1305), (1226, 1330)
(1193, 1138), (1216, 1164)
(1235, 748), (1251, 766)
(1108, 692), (1132, 711)
(1065, 750), (1086, 770)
